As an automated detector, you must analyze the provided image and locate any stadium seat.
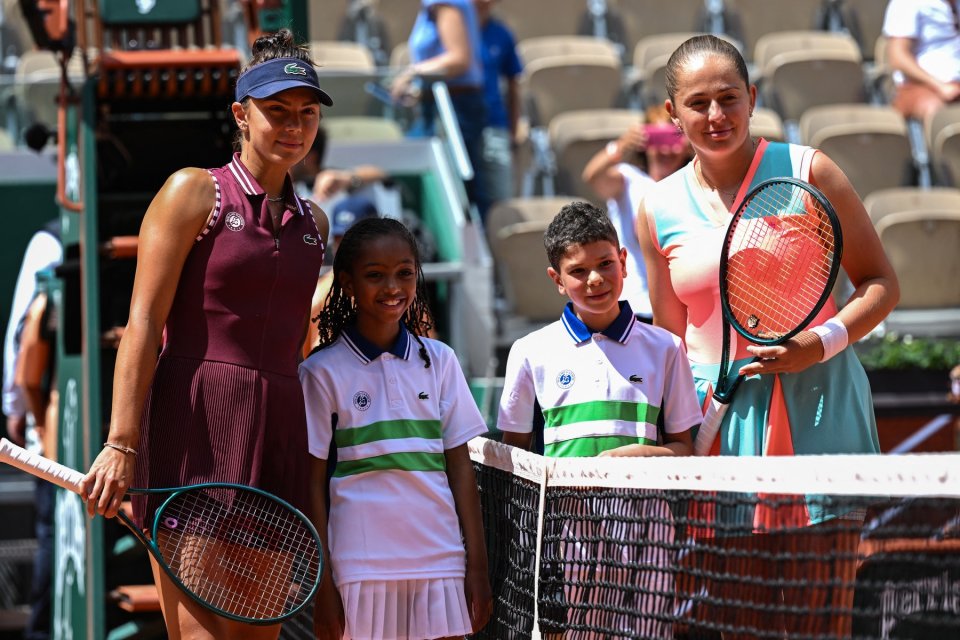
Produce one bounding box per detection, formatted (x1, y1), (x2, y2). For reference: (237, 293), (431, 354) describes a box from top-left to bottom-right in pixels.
(309, 0), (350, 43)
(12, 49), (85, 130)
(522, 53), (624, 128)
(0, 127), (14, 151)
(517, 35), (620, 67)
(491, 220), (567, 324)
(308, 41), (379, 118)
(750, 107), (786, 142)
(924, 104), (960, 152)
(485, 196), (574, 248)
(390, 42), (410, 68)
(931, 123), (960, 188)
(925, 106), (960, 187)
(799, 104), (913, 199)
(755, 31), (866, 125)
(630, 32), (705, 107)
(322, 116), (404, 142)
(310, 40), (376, 70)
(548, 109), (642, 202)
(867, 36), (895, 104)
(863, 186), (960, 226)
(607, 0), (710, 60)
(875, 210), (960, 309)
(724, 0), (825, 62)
(837, 0), (889, 62)
(494, 0), (590, 42)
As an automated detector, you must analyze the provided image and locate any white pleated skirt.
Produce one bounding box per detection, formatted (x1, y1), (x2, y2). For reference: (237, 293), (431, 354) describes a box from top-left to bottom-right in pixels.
(339, 577), (472, 640)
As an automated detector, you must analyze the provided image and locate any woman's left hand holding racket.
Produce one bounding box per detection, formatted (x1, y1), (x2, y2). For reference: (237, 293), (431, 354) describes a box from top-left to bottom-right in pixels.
(737, 329), (830, 378)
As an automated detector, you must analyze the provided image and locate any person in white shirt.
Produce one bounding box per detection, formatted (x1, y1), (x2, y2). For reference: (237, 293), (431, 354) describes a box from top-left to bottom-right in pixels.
(3, 221), (62, 448)
(300, 217), (492, 640)
(883, 0), (960, 123)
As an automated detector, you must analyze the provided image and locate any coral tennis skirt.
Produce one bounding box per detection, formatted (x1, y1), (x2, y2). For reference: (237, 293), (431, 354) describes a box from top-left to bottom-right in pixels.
(339, 578), (472, 640)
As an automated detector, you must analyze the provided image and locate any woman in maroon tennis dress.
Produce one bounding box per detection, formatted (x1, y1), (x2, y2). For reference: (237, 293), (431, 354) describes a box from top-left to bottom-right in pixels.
(80, 30), (331, 639)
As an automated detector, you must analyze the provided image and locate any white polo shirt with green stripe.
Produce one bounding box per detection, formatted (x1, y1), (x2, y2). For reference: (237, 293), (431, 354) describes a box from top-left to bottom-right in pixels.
(299, 325), (487, 585)
(498, 302), (702, 457)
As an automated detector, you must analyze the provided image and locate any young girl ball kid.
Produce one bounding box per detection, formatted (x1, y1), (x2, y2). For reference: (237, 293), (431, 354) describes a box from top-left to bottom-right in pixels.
(299, 217), (493, 640)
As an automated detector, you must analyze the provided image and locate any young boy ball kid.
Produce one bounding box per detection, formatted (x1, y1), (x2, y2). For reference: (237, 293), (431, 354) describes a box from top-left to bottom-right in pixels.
(497, 201), (702, 638)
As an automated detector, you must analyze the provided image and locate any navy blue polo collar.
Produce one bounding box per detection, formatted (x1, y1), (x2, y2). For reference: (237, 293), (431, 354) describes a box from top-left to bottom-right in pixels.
(560, 301), (636, 344)
(342, 324), (411, 363)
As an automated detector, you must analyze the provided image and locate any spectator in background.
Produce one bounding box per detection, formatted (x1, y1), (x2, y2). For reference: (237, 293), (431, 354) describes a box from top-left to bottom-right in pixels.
(883, 0), (960, 124)
(14, 281), (57, 640)
(474, 0), (523, 207)
(392, 0), (490, 218)
(582, 106), (692, 322)
(3, 220), (62, 448)
(290, 125), (387, 205)
(2, 219), (62, 640)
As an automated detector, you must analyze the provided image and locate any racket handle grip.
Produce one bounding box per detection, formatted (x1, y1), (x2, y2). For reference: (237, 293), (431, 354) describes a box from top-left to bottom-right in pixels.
(693, 399), (729, 456)
(0, 437), (86, 492)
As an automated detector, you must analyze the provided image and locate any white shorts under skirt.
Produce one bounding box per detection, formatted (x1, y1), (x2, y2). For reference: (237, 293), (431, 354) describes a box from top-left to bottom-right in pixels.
(339, 577), (472, 640)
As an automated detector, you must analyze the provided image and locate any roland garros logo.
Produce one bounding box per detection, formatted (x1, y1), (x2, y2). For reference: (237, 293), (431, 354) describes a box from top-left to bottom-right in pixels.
(284, 63), (307, 76)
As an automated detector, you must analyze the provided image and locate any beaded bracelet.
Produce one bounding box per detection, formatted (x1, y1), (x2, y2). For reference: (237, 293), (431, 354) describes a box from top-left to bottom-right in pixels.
(103, 442), (137, 456)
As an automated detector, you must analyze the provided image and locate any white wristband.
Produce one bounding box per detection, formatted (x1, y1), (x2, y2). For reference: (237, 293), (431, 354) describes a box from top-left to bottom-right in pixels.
(809, 318), (848, 363)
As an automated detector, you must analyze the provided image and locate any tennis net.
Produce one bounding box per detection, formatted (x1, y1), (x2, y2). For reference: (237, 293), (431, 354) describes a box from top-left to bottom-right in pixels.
(468, 437), (960, 640)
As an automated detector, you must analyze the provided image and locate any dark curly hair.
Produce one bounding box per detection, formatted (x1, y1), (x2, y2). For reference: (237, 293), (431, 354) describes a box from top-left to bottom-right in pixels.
(312, 217), (435, 367)
(543, 201), (620, 270)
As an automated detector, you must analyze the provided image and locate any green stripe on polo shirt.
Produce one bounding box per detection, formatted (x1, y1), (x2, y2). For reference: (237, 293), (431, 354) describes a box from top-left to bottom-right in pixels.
(542, 400), (659, 428)
(545, 435), (657, 458)
(333, 451), (446, 477)
(334, 419), (442, 448)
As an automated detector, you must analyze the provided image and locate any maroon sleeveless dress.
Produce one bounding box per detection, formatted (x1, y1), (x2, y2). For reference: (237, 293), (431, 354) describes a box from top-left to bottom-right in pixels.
(132, 154), (325, 528)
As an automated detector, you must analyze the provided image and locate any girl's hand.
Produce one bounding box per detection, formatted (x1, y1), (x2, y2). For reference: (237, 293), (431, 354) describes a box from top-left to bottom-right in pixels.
(312, 574), (344, 640)
(465, 565), (493, 632)
(739, 330), (824, 377)
(80, 446), (135, 519)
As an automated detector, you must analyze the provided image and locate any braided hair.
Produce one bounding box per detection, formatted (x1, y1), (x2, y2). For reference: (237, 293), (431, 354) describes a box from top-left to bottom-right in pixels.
(313, 217), (435, 367)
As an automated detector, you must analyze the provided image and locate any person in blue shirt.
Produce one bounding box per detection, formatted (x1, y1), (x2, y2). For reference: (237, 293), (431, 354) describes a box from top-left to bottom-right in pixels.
(474, 0), (523, 207)
(392, 0), (491, 219)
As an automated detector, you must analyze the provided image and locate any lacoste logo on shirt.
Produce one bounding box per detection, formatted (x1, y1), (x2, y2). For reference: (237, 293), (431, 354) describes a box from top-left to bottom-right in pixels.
(303, 234), (318, 245)
(418, 392), (429, 400)
(629, 375), (643, 383)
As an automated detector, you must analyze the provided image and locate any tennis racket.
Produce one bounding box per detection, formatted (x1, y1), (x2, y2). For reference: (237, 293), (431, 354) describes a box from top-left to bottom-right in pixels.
(0, 437), (322, 624)
(693, 177), (843, 456)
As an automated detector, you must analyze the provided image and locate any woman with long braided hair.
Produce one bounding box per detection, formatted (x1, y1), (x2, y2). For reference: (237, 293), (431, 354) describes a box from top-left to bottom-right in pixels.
(300, 217), (492, 640)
